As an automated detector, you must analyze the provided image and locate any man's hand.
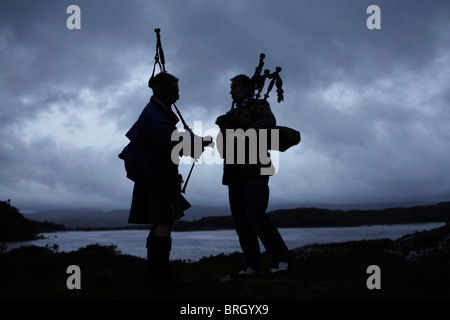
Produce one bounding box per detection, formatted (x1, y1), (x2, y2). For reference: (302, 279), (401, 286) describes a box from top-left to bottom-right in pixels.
(202, 135), (214, 148)
(190, 134), (214, 161)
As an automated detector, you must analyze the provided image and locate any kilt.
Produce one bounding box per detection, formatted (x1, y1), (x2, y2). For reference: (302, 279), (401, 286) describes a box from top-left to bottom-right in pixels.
(128, 183), (185, 224)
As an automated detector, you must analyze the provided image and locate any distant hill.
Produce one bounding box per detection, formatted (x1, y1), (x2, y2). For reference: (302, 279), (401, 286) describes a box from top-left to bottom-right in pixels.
(173, 202), (450, 231)
(20, 201), (450, 231)
(24, 205), (231, 229)
(25, 208), (130, 229)
(267, 202), (450, 228)
(0, 200), (64, 242)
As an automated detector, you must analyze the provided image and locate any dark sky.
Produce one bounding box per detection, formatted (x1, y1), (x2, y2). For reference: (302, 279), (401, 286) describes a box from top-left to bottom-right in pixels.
(1, 0), (449, 212)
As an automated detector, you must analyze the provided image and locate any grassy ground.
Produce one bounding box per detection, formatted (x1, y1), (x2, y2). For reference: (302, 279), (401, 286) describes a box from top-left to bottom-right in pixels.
(1, 236), (449, 302)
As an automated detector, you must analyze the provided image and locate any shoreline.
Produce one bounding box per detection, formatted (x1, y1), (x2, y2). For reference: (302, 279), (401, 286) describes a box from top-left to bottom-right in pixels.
(1, 224), (449, 300)
(39, 220), (449, 233)
(3, 222), (446, 262)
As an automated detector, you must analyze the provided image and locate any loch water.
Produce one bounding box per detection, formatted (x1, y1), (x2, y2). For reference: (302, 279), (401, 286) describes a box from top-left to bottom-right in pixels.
(4, 223), (444, 262)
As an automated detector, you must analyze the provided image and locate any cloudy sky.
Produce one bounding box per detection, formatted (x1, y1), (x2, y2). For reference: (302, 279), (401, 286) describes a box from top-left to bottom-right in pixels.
(1, 0), (449, 213)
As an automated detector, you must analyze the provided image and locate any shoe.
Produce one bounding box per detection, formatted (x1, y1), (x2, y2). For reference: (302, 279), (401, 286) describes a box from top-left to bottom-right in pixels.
(269, 262), (289, 275)
(232, 267), (261, 279)
(239, 267), (258, 276)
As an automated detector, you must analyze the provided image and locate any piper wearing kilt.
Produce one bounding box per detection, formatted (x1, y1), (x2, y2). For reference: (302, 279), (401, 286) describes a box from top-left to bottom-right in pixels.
(119, 72), (203, 289)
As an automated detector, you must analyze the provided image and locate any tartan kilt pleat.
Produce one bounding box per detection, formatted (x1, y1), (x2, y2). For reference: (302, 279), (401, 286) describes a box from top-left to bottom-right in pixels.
(128, 183), (184, 224)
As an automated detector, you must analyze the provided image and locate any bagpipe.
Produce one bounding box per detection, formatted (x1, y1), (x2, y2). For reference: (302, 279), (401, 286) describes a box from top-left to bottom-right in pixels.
(119, 28), (211, 196)
(150, 28), (193, 137)
(216, 53), (301, 152)
(150, 28), (215, 194)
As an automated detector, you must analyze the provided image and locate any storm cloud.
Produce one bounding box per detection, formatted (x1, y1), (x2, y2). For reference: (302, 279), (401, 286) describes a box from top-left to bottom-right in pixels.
(1, 0), (449, 212)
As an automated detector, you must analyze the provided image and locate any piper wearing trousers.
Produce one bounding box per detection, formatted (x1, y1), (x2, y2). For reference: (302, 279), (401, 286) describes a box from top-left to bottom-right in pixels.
(216, 74), (290, 276)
